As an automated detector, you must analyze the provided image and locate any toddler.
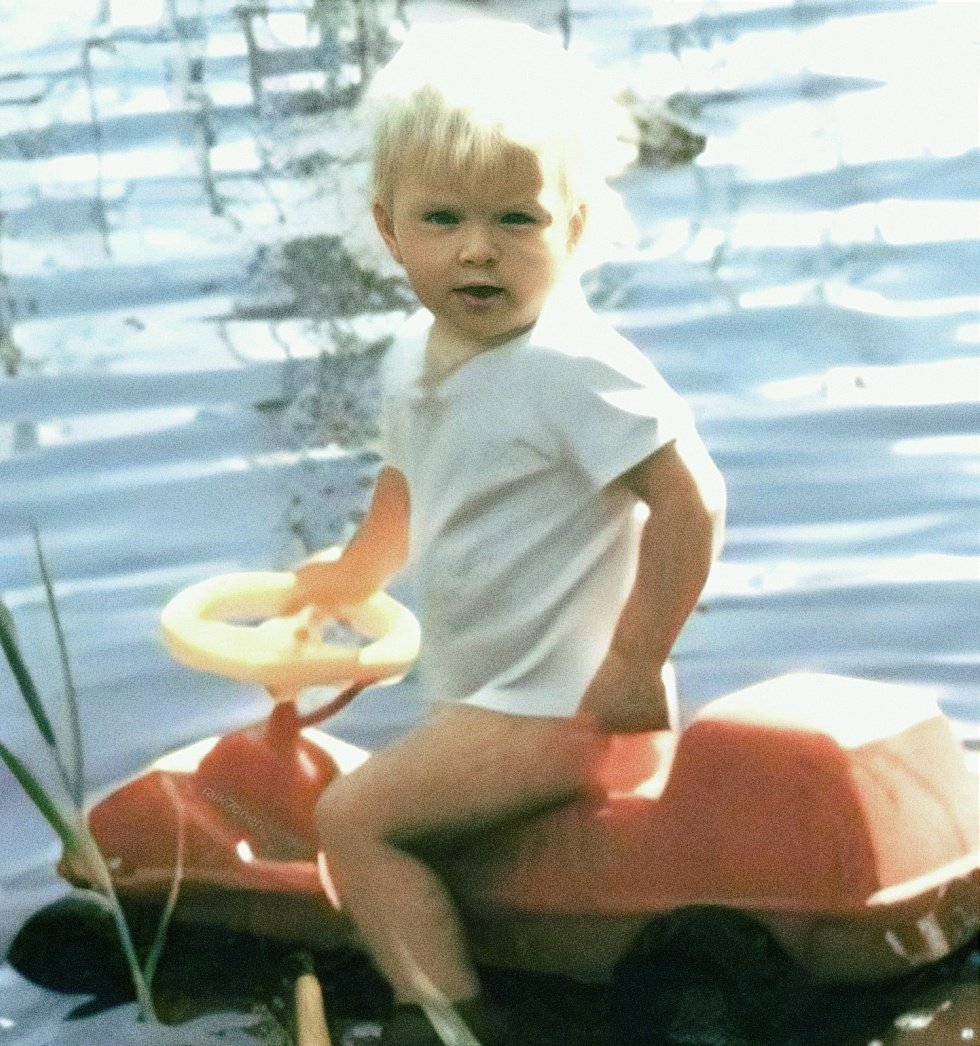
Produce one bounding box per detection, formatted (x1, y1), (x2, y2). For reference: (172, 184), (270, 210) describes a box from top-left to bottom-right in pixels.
(299, 20), (726, 1045)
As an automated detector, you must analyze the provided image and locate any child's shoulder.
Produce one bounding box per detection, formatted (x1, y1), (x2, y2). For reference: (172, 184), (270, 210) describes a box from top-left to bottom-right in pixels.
(528, 288), (660, 387)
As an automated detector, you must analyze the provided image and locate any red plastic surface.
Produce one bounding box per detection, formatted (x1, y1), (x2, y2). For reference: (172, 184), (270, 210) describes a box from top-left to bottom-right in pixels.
(69, 674), (980, 978)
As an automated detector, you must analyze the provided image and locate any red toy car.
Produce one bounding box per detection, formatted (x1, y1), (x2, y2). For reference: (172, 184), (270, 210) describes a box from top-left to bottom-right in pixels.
(62, 567), (980, 987)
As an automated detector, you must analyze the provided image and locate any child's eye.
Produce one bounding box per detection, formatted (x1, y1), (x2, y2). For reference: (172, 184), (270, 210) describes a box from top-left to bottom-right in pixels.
(501, 211), (537, 226)
(423, 210), (459, 226)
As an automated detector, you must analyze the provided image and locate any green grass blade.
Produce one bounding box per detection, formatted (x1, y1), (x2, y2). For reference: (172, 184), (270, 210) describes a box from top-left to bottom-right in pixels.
(142, 776), (185, 988)
(72, 887), (120, 919)
(0, 738), (82, 851)
(0, 600), (17, 647)
(69, 830), (160, 1025)
(32, 527), (85, 805)
(0, 599), (58, 750)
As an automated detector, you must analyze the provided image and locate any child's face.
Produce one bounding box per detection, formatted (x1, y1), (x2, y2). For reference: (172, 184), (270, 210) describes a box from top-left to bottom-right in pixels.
(373, 149), (584, 352)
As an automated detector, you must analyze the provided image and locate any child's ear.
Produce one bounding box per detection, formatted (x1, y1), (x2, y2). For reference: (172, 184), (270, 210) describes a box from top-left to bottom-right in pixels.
(567, 202), (587, 253)
(373, 200), (404, 265)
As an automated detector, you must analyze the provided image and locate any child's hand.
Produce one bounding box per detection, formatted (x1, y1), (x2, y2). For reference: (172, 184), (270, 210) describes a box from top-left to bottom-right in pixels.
(283, 550), (352, 614)
(578, 647), (673, 733)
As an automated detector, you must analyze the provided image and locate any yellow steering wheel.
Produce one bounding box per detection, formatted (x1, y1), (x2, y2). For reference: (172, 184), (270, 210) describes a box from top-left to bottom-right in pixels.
(160, 569), (420, 701)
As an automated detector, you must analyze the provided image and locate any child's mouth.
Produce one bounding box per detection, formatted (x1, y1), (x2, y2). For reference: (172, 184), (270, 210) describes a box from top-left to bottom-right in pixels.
(456, 284), (503, 302)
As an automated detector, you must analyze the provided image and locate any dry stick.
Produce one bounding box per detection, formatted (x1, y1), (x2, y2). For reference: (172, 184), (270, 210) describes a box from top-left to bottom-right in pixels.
(81, 37), (114, 257)
(0, 209), (24, 378)
(233, 6), (288, 226)
(295, 971), (333, 1046)
(352, 0), (374, 95)
(216, 318), (267, 366)
(165, 0), (225, 217)
(193, 85), (224, 217)
(354, 0), (402, 94)
(234, 3), (265, 116)
(662, 21), (737, 312)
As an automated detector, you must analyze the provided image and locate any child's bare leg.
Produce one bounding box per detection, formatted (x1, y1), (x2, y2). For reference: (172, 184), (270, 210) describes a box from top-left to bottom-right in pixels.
(315, 704), (603, 1005)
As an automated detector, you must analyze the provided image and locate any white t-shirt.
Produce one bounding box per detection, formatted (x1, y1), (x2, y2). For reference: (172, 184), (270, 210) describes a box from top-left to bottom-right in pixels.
(379, 281), (723, 718)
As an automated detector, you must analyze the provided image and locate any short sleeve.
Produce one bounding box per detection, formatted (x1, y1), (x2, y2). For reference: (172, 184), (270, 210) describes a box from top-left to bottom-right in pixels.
(536, 338), (695, 489)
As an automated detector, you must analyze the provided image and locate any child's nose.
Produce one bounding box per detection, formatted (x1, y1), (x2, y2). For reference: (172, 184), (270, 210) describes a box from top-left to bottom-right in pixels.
(458, 223), (498, 265)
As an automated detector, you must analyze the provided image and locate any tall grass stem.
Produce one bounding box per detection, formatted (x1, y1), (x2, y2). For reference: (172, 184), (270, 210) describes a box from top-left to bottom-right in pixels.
(0, 603), (59, 751)
(31, 526), (85, 806)
(142, 776), (186, 989)
(1, 579), (160, 1025)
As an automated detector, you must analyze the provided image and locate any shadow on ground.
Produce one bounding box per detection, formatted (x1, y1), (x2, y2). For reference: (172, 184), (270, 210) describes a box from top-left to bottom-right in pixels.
(8, 896), (978, 1045)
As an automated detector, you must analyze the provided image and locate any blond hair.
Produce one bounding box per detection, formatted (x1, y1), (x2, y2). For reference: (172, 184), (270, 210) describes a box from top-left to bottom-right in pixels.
(367, 20), (634, 257)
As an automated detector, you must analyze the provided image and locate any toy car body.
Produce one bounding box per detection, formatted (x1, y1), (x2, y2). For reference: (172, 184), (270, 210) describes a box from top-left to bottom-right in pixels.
(65, 654), (979, 985)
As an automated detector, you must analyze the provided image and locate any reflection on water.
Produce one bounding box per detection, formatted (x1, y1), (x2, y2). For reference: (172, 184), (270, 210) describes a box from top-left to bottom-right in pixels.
(0, 2), (977, 1033)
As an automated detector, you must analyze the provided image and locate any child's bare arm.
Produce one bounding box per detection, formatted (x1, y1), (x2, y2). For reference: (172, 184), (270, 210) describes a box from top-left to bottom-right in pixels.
(287, 465), (410, 611)
(578, 442), (723, 733)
